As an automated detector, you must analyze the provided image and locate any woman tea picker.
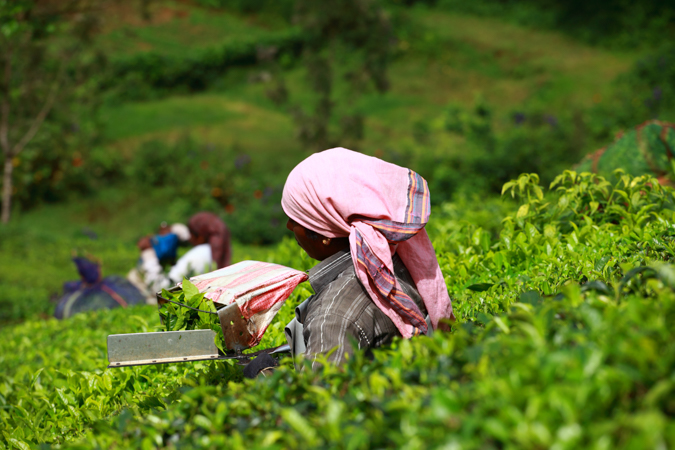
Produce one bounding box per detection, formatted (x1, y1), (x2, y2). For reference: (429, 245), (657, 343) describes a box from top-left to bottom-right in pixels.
(282, 148), (455, 367)
(133, 212), (231, 297)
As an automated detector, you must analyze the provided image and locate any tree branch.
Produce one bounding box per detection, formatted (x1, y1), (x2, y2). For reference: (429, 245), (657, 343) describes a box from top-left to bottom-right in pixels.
(0, 42), (11, 156)
(10, 66), (62, 157)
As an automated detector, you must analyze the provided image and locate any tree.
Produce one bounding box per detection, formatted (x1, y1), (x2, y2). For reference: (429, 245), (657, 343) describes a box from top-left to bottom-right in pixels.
(271, 0), (394, 151)
(0, 0), (100, 223)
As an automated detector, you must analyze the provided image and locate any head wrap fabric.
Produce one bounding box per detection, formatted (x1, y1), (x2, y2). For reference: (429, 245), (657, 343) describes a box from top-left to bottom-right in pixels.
(282, 148), (454, 338)
(72, 257), (101, 285)
(188, 212), (231, 269)
(170, 223), (191, 242)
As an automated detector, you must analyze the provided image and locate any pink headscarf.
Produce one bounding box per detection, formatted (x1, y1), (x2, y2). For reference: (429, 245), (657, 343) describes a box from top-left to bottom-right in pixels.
(282, 148), (454, 338)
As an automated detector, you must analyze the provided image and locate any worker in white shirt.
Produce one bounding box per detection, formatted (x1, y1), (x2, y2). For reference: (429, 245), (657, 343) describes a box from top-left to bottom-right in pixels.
(128, 212), (231, 301)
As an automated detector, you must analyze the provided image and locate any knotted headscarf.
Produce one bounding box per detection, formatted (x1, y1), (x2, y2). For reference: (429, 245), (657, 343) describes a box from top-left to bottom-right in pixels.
(282, 148), (454, 338)
(188, 212), (231, 269)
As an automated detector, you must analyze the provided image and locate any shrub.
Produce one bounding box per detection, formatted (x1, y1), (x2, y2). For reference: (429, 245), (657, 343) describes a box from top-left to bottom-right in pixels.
(103, 29), (306, 101)
(7, 82), (104, 211)
(81, 282), (675, 449)
(192, 0), (295, 20)
(2, 170), (675, 448)
(79, 171), (675, 449)
(0, 306), (242, 447)
(586, 44), (675, 144)
(436, 0), (675, 48)
(224, 189), (288, 245)
(411, 100), (588, 202)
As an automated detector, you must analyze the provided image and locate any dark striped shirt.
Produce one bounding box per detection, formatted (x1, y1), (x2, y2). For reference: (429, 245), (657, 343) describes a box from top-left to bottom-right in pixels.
(301, 250), (427, 368)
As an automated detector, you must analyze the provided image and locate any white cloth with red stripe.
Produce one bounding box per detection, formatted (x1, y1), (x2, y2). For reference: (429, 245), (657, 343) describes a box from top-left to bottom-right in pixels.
(182, 261), (308, 347)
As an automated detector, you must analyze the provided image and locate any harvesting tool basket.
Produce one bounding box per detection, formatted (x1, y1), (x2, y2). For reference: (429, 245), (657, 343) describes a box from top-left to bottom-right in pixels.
(106, 261), (308, 368)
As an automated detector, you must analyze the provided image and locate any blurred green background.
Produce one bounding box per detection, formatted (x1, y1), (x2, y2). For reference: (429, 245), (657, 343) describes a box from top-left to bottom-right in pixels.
(2, 0), (674, 323)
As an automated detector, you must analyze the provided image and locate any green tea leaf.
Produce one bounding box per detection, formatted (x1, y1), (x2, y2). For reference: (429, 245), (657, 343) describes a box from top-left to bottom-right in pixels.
(7, 438), (30, 450)
(594, 255), (611, 272)
(517, 204), (529, 219)
(182, 278), (200, 300)
(467, 283), (494, 292)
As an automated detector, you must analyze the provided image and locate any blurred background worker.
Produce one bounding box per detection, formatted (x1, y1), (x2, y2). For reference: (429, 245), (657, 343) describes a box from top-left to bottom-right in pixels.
(129, 212), (231, 300)
(55, 256), (145, 319)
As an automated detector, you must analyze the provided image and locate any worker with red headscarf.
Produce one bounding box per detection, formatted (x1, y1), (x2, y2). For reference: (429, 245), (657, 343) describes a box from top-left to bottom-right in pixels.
(129, 212), (231, 299)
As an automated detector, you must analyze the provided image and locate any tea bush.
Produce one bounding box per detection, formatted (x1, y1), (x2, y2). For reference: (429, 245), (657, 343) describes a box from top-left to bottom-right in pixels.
(193, 0), (295, 20)
(436, 0), (675, 48)
(0, 306), (238, 447)
(0, 275), (311, 448)
(587, 44), (675, 144)
(410, 100), (589, 201)
(80, 279), (675, 449)
(104, 28), (305, 101)
(2, 170), (675, 448)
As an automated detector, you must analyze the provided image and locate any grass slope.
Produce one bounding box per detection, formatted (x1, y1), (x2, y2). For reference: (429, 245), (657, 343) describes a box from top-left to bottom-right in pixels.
(99, 8), (636, 170)
(96, 1), (285, 59)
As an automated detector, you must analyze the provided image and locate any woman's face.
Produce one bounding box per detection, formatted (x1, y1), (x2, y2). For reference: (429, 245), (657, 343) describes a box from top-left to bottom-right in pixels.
(287, 217), (353, 261)
(286, 218), (324, 260)
(287, 217), (351, 261)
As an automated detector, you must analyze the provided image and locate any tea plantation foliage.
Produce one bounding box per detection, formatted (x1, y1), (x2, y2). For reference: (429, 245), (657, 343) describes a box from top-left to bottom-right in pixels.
(2, 171), (675, 449)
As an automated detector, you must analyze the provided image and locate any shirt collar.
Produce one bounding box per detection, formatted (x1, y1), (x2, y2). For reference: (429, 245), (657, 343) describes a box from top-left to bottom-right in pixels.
(308, 249), (353, 293)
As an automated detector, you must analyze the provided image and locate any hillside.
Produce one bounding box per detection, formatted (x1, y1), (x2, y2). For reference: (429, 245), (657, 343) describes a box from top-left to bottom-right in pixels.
(98, 4), (636, 172)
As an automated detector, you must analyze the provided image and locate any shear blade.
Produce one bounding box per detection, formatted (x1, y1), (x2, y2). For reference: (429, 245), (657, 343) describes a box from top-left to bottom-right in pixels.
(107, 329), (219, 368)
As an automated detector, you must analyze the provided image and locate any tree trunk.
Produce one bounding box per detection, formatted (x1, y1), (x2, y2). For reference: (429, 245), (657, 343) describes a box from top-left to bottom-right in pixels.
(1, 154), (12, 223)
(1, 41), (10, 224)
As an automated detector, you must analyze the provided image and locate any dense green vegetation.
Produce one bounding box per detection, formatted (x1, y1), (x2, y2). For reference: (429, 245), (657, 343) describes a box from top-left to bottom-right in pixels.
(2, 170), (675, 448)
(436, 0), (675, 48)
(2, 1), (675, 447)
(4, 0), (669, 227)
(4, 0), (654, 323)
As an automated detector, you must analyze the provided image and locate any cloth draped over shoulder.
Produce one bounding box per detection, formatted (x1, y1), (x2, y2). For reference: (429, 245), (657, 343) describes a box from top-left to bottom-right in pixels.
(186, 261), (308, 347)
(281, 147), (454, 338)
